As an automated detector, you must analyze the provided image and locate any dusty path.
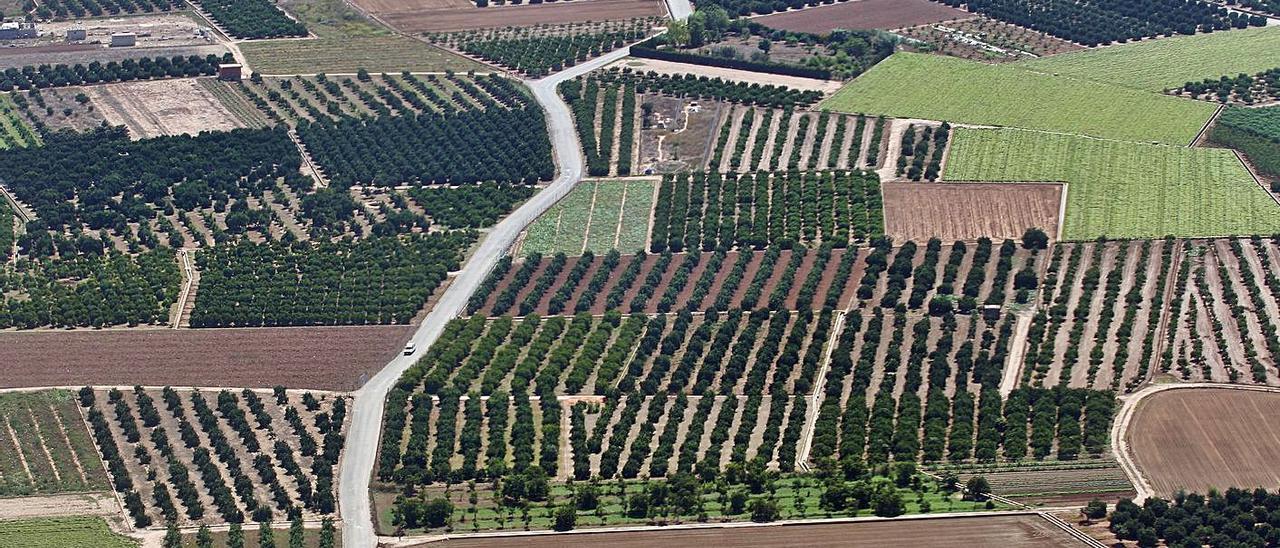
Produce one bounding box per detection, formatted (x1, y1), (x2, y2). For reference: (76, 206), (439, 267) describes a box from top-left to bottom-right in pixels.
(337, 45), (634, 548)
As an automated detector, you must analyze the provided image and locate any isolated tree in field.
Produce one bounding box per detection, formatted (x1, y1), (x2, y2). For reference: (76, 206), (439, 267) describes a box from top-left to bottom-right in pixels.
(228, 523), (244, 548)
(424, 497), (454, 528)
(964, 476), (991, 501)
(1022, 227), (1049, 250)
(1082, 498), (1108, 522)
(553, 504), (577, 531)
(196, 525), (213, 548)
(749, 498), (779, 522)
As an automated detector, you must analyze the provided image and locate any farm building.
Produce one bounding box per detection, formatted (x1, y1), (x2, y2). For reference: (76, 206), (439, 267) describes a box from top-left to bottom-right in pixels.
(66, 27), (86, 41)
(109, 32), (136, 47)
(0, 22), (37, 40)
(218, 63), (243, 81)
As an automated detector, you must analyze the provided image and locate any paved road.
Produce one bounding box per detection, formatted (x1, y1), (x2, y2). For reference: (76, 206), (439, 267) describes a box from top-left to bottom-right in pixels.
(666, 0), (693, 20)
(338, 45), (635, 548)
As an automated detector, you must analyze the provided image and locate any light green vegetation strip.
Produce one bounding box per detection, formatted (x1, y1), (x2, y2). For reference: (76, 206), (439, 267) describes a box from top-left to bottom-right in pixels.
(944, 127), (1280, 240)
(1020, 26), (1280, 92)
(0, 517), (137, 548)
(523, 179), (657, 255)
(820, 52), (1215, 146)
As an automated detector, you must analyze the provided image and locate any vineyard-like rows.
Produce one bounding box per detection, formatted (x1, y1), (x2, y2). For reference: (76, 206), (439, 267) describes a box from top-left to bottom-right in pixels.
(81, 387), (346, 528)
(195, 0), (307, 39)
(0, 391), (107, 497)
(700, 107), (882, 174)
(592, 67), (825, 108)
(439, 19), (655, 78)
(560, 78), (639, 176)
(650, 170), (883, 252)
(239, 72), (518, 126)
(895, 122), (950, 182)
(521, 179), (655, 255)
(1210, 105), (1280, 179)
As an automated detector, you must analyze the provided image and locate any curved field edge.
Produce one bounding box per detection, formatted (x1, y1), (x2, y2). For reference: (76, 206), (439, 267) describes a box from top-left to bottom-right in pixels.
(942, 127), (1280, 240)
(0, 516), (136, 548)
(818, 52), (1214, 146)
(1018, 26), (1280, 93)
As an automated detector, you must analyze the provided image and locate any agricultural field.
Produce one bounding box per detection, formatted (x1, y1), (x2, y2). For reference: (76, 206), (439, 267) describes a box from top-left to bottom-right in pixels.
(881, 183), (1063, 243)
(194, 0), (307, 39)
(0, 390), (109, 498)
(33, 0), (178, 20)
(0, 326), (412, 391)
(429, 19), (658, 78)
(14, 87), (108, 134)
(0, 517), (136, 548)
(897, 16), (1083, 63)
(1209, 105), (1280, 181)
(0, 53), (228, 91)
(1019, 25), (1280, 92)
(823, 53), (1216, 146)
(943, 127), (1280, 240)
(84, 78), (246, 139)
(522, 179), (656, 255)
(357, 0), (665, 33)
(935, 459), (1134, 505)
(0, 93), (40, 149)
(433, 514), (1082, 547)
(79, 386), (347, 528)
(240, 36), (484, 75)
(1126, 387), (1280, 498)
(752, 0), (970, 34)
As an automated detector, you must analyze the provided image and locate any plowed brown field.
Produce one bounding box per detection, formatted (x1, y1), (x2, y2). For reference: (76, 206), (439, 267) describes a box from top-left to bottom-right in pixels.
(1128, 388), (1280, 498)
(432, 515), (1080, 547)
(882, 182), (1063, 242)
(754, 0), (970, 34)
(362, 0), (664, 32)
(0, 326), (412, 391)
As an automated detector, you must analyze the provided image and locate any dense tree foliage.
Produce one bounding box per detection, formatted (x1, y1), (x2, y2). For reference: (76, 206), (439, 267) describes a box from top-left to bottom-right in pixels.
(37, 0), (178, 19)
(591, 67), (823, 108)
(454, 26), (649, 78)
(196, 0), (307, 39)
(406, 183), (534, 229)
(191, 233), (472, 327)
(0, 55), (226, 91)
(0, 249), (178, 328)
(1212, 105), (1280, 179)
(936, 0), (1264, 46)
(1107, 488), (1280, 547)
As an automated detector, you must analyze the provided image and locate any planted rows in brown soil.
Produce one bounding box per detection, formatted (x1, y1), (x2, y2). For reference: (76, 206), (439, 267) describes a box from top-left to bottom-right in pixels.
(80, 387), (347, 529)
(700, 107), (882, 174)
(1020, 239), (1177, 393)
(363, 0), (666, 33)
(0, 390), (109, 497)
(882, 182), (1063, 243)
(1128, 387), (1280, 498)
(897, 16), (1083, 63)
(936, 460), (1135, 504)
(754, 0), (970, 34)
(0, 326), (412, 391)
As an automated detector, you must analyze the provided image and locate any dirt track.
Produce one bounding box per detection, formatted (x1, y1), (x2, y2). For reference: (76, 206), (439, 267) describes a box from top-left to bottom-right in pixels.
(432, 515), (1082, 547)
(0, 326), (413, 391)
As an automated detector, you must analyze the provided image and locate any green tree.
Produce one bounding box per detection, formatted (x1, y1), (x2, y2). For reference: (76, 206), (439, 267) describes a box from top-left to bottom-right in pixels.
(258, 520), (274, 548)
(424, 497), (454, 528)
(553, 504), (577, 531)
(319, 517), (336, 548)
(749, 498), (779, 522)
(228, 523), (245, 548)
(1082, 499), (1108, 521)
(197, 525), (214, 548)
(163, 521), (182, 548)
(964, 476), (991, 502)
(1021, 227), (1049, 250)
(290, 513), (305, 548)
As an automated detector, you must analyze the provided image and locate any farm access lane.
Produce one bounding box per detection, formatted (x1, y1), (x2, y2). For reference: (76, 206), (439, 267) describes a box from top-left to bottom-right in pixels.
(337, 44), (637, 548)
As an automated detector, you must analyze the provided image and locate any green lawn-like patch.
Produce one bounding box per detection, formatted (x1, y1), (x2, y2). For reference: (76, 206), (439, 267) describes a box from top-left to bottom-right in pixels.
(0, 517), (136, 548)
(523, 179), (656, 255)
(1211, 105), (1280, 179)
(241, 36), (485, 75)
(943, 127), (1280, 240)
(1019, 26), (1280, 92)
(820, 52), (1215, 146)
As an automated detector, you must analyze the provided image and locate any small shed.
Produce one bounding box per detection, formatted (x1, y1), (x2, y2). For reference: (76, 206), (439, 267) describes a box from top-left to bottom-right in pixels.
(981, 304), (1002, 321)
(217, 63), (243, 82)
(66, 28), (86, 41)
(109, 32), (136, 47)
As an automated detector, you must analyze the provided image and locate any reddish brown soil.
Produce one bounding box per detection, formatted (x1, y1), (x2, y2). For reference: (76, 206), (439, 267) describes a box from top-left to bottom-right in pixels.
(364, 0), (664, 33)
(882, 182), (1063, 243)
(0, 326), (412, 391)
(753, 0), (969, 34)
(433, 515), (1079, 547)
(1128, 388), (1280, 498)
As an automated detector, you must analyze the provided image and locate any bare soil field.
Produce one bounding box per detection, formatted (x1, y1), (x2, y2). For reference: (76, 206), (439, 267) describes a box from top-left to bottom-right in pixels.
(434, 514), (1080, 548)
(0, 493), (117, 520)
(0, 44), (227, 70)
(882, 182), (1063, 242)
(85, 78), (245, 138)
(0, 326), (413, 391)
(1128, 387), (1280, 498)
(40, 14), (214, 49)
(365, 0), (664, 33)
(753, 0), (971, 34)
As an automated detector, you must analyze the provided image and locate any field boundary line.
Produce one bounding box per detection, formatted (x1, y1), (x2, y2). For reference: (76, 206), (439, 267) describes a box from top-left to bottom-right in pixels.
(1055, 182), (1068, 241)
(171, 248), (195, 329)
(1146, 239), (1184, 381)
(1234, 150), (1280, 207)
(795, 310), (844, 472)
(1190, 103), (1224, 147)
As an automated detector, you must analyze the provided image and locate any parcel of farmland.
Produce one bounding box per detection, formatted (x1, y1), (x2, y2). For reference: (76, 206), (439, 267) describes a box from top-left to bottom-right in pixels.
(943, 127), (1280, 240)
(1019, 26), (1280, 92)
(821, 52), (1215, 145)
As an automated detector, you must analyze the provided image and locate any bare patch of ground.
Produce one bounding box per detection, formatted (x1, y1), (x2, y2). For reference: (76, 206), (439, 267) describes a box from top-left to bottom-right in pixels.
(85, 78), (245, 138)
(882, 182), (1062, 242)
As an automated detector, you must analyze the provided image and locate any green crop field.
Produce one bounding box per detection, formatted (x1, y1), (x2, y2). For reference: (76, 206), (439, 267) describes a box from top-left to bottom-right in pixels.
(0, 390), (109, 497)
(241, 36), (485, 75)
(1020, 26), (1280, 93)
(0, 517), (136, 548)
(944, 127), (1280, 240)
(523, 179), (656, 254)
(820, 52), (1215, 146)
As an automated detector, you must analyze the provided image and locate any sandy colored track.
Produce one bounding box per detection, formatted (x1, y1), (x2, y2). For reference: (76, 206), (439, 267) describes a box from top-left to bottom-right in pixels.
(428, 513), (1082, 548)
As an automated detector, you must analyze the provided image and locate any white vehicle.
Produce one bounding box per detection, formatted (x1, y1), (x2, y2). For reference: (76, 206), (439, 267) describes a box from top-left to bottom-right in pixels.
(403, 342), (417, 355)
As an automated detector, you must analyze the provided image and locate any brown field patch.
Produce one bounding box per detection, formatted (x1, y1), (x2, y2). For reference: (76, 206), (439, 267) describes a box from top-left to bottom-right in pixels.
(1128, 387), (1280, 498)
(0, 326), (412, 391)
(85, 78), (245, 139)
(433, 514), (1080, 547)
(364, 0), (664, 33)
(753, 0), (970, 34)
(882, 182), (1063, 242)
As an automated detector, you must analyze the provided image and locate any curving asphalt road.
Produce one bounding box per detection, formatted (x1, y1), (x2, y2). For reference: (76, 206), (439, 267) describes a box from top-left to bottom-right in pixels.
(337, 45), (636, 548)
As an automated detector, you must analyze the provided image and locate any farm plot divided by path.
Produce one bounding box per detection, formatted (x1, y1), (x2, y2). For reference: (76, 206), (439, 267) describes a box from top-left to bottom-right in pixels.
(0, 391), (108, 498)
(882, 182), (1062, 242)
(821, 52), (1216, 146)
(943, 127), (1280, 240)
(1127, 387), (1280, 498)
(522, 179), (655, 255)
